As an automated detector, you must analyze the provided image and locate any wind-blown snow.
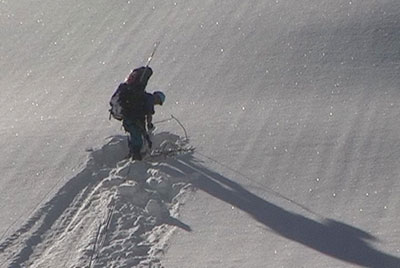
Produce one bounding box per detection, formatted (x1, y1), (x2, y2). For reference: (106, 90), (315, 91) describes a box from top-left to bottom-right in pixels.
(1, 0), (399, 267)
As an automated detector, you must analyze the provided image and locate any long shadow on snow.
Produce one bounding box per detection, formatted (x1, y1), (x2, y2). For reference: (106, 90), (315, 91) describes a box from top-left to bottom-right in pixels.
(0, 136), (129, 267)
(161, 154), (400, 268)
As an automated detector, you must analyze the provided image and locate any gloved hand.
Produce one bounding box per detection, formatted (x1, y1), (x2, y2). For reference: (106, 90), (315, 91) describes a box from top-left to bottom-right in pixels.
(147, 123), (154, 131)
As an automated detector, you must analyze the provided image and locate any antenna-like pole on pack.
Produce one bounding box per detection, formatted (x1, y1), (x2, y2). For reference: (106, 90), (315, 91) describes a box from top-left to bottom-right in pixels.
(140, 41), (160, 82)
(146, 41), (160, 67)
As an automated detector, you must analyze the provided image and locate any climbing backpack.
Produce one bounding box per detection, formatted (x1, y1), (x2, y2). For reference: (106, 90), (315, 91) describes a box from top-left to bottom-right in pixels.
(109, 67), (153, 121)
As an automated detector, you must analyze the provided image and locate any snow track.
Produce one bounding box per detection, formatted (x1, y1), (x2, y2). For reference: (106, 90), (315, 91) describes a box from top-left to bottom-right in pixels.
(0, 134), (194, 268)
(1, 0), (400, 267)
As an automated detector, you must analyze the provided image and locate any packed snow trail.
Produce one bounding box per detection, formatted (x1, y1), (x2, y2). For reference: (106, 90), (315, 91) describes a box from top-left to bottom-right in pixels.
(0, 133), (194, 268)
(1, 0), (400, 267)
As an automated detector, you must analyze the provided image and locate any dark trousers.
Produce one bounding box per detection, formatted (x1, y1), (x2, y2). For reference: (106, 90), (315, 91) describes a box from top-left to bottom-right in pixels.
(122, 119), (146, 157)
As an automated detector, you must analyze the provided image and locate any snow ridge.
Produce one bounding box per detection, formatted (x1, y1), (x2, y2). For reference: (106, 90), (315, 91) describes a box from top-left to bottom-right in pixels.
(0, 133), (194, 268)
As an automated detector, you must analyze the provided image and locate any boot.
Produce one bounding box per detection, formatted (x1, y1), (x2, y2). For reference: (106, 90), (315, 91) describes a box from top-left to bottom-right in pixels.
(131, 147), (142, 161)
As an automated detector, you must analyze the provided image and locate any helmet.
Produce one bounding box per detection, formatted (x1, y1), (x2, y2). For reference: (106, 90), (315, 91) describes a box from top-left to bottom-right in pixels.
(153, 91), (166, 105)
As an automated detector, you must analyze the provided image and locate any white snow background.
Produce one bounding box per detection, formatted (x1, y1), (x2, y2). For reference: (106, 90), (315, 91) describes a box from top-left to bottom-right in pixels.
(1, 0), (399, 267)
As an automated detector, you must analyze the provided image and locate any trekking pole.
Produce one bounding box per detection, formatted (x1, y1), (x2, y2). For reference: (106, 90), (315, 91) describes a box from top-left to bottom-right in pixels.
(140, 41), (160, 82)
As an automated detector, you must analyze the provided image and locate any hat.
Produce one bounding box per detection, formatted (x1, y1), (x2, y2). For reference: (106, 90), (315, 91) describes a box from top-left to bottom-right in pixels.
(153, 91), (166, 105)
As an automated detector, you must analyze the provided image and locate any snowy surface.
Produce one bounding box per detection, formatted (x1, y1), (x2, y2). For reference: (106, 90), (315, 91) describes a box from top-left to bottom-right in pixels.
(1, 0), (399, 267)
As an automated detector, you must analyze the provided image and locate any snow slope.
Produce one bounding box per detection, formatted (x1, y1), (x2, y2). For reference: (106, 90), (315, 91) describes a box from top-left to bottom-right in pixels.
(1, 0), (399, 267)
